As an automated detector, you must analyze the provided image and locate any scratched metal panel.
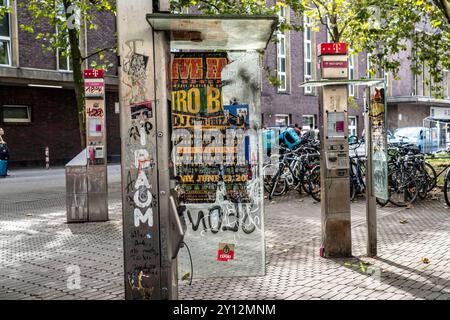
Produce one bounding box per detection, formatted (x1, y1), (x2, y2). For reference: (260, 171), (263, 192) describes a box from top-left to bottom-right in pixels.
(66, 170), (88, 195)
(117, 0), (162, 300)
(66, 194), (88, 222)
(177, 51), (266, 278)
(87, 193), (109, 222)
(87, 166), (108, 193)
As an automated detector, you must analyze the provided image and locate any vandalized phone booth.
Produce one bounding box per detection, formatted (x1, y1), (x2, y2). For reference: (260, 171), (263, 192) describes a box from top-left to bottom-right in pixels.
(117, 0), (277, 299)
(302, 42), (386, 258)
(66, 69), (108, 223)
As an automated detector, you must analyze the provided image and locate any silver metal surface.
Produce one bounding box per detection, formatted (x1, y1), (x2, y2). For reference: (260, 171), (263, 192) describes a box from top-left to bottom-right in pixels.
(66, 149), (88, 167)
(87, 166), (108, 194)
(365, 87), (378, 257)
(146, 13), (277, 51)
(66, 194), (88, 222)
(87, 192), (108, 222)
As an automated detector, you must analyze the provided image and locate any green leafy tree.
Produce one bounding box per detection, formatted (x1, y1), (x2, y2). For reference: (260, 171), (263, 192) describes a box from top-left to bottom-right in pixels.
(0, 0), (116, 148)
(172, 0), (450, 97)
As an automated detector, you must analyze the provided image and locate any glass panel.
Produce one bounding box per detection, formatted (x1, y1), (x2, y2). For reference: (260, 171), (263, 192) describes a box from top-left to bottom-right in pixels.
(306, 43), (311, 59)
(275, 115), (288, 126)
(369, 86), (389, 200)
(0, 13), (9, 37)
(173, 52), (265, 279)
(280, 58), (285, 72)
(306, 62), (311, 77)
(0, 40), (9, 65)
(278, 74), (286, 90)
(58, 50), (67, 70)
(279, 37), (285, 55)
(3, 106), (30, 121)
(302, 116), (314, 130)
(306, 28), (311, 41)
(58, 48), (72, 71)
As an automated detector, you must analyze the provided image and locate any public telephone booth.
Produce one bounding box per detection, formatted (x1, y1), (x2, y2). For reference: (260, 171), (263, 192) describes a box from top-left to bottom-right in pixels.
(117, 1), (277, 300)
(301, 77), (387, 258)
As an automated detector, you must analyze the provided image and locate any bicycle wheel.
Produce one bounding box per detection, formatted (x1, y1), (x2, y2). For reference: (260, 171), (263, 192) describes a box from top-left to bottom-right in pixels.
(263, 164), (286, 197)
(307, 165), (321, 202)
(417, 165), (429, 200)
(388, 169), (419, 207)
(424, 162), (437, 192)
(444, 169), (450, 207)
(376, 197), (389, 207)
(350, 178), (356, 201)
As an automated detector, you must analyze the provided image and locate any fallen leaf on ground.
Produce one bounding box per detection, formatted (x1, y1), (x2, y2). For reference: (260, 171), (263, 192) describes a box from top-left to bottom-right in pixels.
(406, 204), (414, 209)
(399, 219), (408, 224)
(182, 273), (191, 281)
(26, 214), (33, 217)
(421, 258), (430, 264)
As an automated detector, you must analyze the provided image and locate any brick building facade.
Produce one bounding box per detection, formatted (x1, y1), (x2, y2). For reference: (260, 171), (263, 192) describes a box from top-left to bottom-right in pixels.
(0, 0), (119, 167)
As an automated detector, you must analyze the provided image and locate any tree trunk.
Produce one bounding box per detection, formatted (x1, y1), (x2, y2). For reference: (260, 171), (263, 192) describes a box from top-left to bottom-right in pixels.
(64, 0), (86, 149)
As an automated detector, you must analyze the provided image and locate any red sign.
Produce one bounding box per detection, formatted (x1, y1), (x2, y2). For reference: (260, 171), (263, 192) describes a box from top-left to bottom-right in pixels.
(84, 69), (105, 79)
(319, 43), (347, 55)
(217, 243), (235, 262)
(321, 61), (348, 68)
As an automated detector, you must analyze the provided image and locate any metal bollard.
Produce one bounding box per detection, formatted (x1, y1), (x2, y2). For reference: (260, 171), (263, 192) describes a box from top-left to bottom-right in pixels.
(45, 146), (49, 169)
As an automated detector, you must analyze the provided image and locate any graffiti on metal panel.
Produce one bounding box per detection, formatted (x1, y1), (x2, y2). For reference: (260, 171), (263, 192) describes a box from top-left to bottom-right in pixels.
(122, 41), (150, 106)
(127, 269), (155, 299)
(122, 39), (158, 299)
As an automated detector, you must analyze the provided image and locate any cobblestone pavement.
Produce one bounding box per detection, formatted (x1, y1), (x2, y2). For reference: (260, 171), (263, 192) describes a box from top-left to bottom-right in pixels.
(0, 168), (449, 300)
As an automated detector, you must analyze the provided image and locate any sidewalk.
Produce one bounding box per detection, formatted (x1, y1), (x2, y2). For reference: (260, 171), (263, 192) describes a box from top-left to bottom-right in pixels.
(0, 181), (449, 300)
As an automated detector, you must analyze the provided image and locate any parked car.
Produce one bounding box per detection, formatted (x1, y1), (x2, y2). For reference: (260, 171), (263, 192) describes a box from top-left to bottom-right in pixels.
(393, 126), (439, 153)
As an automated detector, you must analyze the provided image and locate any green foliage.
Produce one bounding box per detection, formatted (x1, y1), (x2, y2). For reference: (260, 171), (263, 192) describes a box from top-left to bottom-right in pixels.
(172, 0), (450, 98)
(12, 0), (116, 71)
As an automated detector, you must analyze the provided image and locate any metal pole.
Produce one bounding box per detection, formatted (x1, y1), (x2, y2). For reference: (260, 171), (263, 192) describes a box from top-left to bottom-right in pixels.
(117, 0), (162, 300)
(365, 87), (377, 257)
(153, 26), (178, 299)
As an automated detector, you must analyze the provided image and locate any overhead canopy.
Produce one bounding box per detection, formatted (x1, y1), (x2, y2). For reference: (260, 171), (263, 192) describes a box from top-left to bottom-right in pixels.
(300, 79), (385, 88)
(146, 13), (278, 51)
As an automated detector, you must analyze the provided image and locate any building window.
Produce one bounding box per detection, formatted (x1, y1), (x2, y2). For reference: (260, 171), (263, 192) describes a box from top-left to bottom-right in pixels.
(443, 70), (450, 99)
(348, 53), (355, 97)
(366, 53), (373, 79)
(275, 114), (290, 126)
(302, 115), (315, 131)
(304, 13), (313, 94)
(349, 116), (357, 137)
(277, 6), (287, 92)
(56, 3), (72, 71)
(57, 46), (72, 71)
(2, 105), (31, 123)
(0, 0), (11, 66)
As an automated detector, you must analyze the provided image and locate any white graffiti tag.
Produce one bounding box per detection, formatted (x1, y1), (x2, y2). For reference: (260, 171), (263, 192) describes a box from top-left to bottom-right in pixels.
(133, 170), (154, 227)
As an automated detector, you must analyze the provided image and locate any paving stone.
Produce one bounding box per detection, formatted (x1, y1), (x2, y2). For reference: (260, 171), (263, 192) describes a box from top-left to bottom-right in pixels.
(1, 176), (449, 300)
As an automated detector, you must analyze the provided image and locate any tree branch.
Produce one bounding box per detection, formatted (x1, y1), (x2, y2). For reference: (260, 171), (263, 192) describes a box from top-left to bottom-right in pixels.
(433, 0), (450, 25)
(82, 46), (116, 62)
